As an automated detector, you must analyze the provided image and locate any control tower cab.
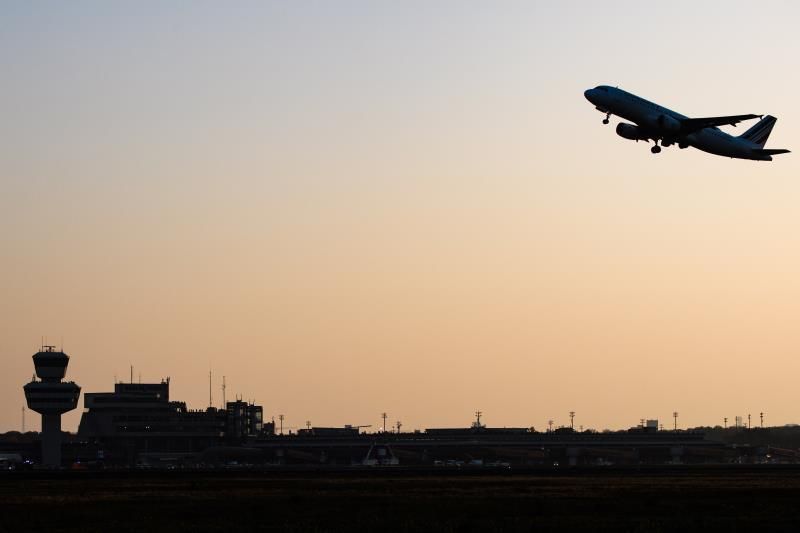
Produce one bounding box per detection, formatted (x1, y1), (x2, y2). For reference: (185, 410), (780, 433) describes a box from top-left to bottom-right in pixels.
(23, 346), (81, 467)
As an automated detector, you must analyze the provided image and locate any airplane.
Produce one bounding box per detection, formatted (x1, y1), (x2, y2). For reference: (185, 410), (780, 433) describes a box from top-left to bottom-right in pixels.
(584, 85), (790, 161)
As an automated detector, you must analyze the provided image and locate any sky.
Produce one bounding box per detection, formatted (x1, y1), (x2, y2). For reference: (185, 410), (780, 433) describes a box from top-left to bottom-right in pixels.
(2, 1), (800, 433)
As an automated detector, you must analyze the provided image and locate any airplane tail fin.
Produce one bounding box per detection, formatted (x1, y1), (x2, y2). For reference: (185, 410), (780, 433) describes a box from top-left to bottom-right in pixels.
(740, 115), (777, 147)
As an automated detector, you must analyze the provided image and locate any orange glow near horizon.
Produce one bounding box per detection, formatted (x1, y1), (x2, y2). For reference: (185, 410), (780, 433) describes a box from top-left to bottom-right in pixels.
(2, 2), (800, 433)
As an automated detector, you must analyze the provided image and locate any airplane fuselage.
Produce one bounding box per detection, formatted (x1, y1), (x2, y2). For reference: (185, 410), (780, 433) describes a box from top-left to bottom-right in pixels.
(584, 86), (776, 160)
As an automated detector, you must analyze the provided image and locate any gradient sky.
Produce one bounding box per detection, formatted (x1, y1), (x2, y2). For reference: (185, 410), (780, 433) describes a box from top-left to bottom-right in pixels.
(2, 1), (800, 433)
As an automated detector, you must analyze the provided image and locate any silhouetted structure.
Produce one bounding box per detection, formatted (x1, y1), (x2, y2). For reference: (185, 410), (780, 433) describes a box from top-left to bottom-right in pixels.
(225, 400), (264, 442)
(78, 379), (266, 466)
(15, 352), (743, 468)
(23, 346), (81, 467)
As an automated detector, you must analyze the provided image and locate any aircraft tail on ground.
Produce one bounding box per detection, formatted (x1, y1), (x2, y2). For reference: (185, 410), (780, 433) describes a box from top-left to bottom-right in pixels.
(740, 115), (777, 147)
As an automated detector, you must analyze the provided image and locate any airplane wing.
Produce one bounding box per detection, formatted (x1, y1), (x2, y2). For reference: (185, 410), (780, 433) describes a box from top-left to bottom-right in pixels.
(681, 114), (761, 133)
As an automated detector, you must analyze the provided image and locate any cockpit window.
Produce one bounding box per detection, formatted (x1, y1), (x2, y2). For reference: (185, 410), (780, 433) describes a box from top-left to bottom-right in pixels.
(597, 87), (609, 92)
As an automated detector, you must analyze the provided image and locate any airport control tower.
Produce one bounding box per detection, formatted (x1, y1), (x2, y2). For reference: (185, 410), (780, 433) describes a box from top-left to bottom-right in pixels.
(23, 346), (81, 467)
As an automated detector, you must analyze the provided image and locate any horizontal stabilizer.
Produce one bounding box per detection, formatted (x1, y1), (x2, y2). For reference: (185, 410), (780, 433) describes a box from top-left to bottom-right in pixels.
(753, 148), (790, 156)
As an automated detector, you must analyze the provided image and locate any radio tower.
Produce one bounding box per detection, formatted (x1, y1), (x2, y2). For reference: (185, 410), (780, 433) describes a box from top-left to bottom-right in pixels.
(381, 412), (388, 433)
(23, 345), (81, 467)
(222, 376), (227, 409)
(569, 411), (575, 430)
(673, 411), (679, 431)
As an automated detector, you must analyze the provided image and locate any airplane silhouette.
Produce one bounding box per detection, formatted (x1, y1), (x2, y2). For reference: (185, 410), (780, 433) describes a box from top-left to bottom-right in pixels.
(584, 86), (789, 161)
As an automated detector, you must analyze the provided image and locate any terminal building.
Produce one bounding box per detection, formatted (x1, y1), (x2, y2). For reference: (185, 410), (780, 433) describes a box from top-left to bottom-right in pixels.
(78, 379), (268, 466)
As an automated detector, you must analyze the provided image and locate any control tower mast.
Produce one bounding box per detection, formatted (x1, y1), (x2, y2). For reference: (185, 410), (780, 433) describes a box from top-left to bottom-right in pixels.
(23, 346), (81, 467)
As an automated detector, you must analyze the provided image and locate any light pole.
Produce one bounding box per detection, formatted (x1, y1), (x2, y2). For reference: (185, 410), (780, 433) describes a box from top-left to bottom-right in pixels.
(673, 412), (678, 431)
(279, 414), (284, 435)
(569, 411), (575, 430)
(381, 412), (388, 433)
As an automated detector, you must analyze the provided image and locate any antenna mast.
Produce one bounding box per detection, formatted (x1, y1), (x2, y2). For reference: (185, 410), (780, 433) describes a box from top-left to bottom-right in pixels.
(222, 376), (226, 408)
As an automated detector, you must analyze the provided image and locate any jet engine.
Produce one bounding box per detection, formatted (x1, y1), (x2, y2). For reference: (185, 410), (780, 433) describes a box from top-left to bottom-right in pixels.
(616, 123), (649, 141)
(652, 113), (681, 133)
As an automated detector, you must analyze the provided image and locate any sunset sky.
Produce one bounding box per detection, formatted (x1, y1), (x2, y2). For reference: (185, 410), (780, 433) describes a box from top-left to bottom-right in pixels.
(3, 1), (800, 433)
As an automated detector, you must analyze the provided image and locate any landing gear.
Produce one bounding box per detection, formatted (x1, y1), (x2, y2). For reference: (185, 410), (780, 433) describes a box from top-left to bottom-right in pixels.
(650, 139), (662, 154)
(602, 113), (610, 125)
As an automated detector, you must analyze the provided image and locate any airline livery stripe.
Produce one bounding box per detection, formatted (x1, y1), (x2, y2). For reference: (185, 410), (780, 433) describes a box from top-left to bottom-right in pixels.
(743, 118), (775, 145)
(746, 121), (770, 137)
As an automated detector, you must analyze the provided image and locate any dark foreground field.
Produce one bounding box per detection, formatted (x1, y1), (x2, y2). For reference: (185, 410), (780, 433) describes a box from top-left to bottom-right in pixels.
(2, 466), (800, 532)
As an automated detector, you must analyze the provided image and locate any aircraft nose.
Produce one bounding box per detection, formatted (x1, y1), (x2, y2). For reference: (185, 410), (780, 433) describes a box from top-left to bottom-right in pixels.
(584, 89), (595, 103)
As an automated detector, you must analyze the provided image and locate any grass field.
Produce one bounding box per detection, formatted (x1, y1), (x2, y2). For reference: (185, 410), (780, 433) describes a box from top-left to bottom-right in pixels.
(1, 467), (799, 532)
